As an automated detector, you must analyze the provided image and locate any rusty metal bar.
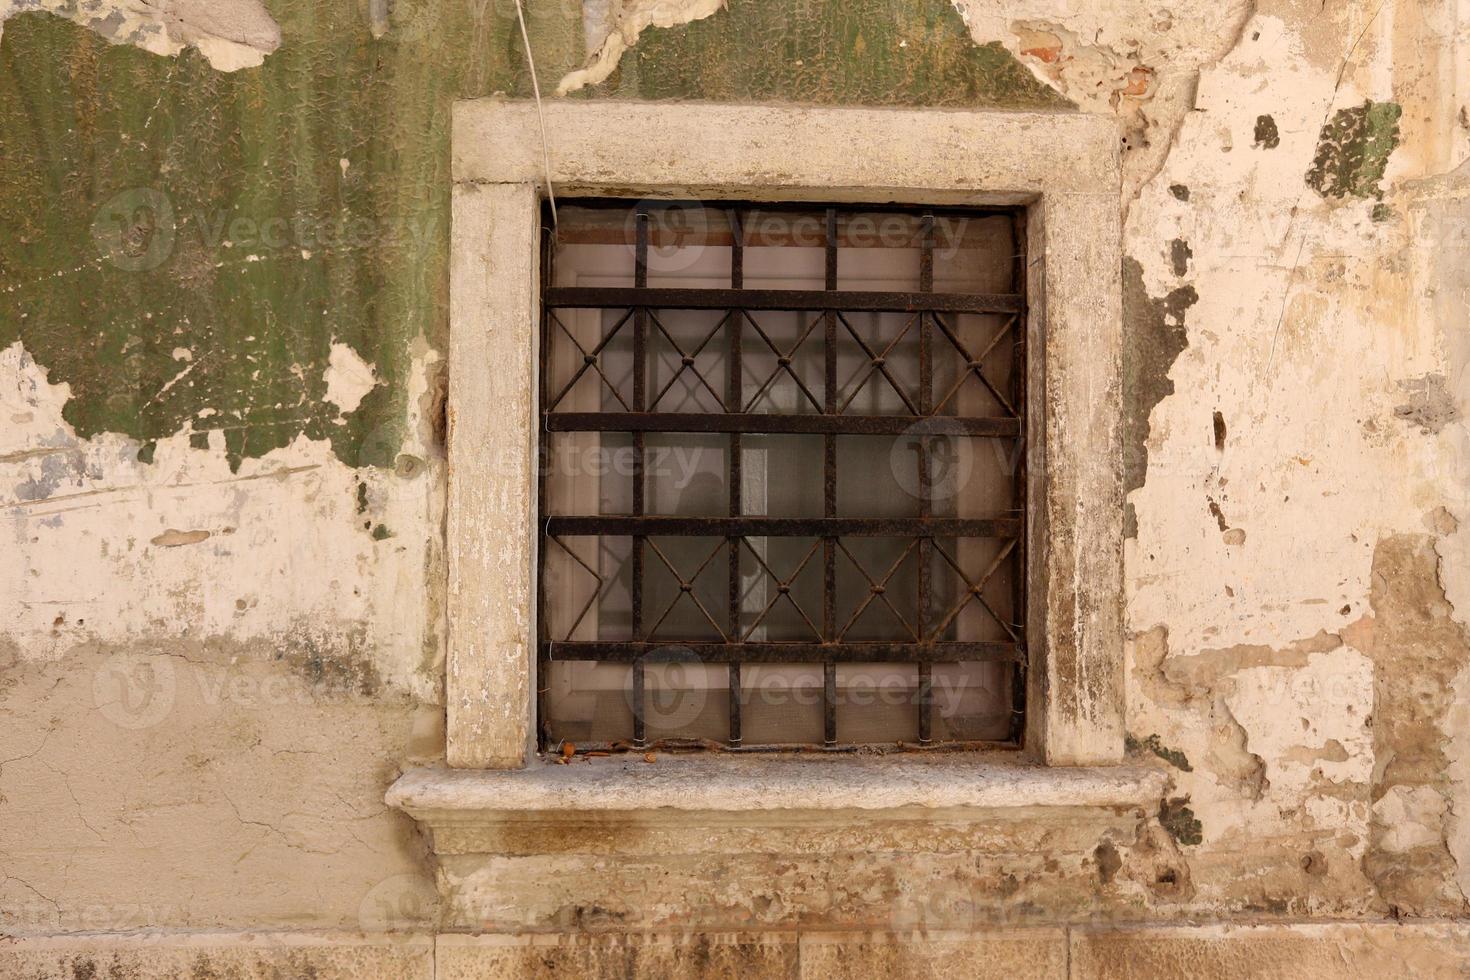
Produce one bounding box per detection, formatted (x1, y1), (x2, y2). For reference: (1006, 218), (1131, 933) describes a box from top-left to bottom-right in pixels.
(544, 641), (1023, 664)
(1009, 207), (1030, 746)
(545, 412), (1019, 437)
(918, 210), (935, 746)
(631, 208), (649, 749)
(728, 208), (744, 748)
(536, 205), (556, 749)
(823, 208), (838, 749)
(546, 286), (1023, 315)
(545, 516), (1021, 538)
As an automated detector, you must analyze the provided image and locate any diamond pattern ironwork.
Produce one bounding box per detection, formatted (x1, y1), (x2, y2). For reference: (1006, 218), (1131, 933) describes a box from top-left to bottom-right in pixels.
(538, 200), (1028, 752)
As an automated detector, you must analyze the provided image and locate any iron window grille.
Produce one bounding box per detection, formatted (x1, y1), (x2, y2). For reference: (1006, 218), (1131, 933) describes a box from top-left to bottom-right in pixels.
(537, 200), (1027, 752)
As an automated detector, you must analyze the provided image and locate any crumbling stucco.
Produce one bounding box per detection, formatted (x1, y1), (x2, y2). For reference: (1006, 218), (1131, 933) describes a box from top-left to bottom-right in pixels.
(949, 0), (1255, 197)
(2, 340), (443, 694)
(1123, 0), (1470, 922)
(1121, 257), (1198, 539)
(323, 342), (381, 416)
(1395, 373), (1462, 434)
(1358, 535), (1470, 915)
(2, 338), (445, 932)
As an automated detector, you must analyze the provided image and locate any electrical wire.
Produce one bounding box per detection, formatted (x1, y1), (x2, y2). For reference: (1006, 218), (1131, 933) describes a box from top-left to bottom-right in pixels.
(512, 0), (558, 230)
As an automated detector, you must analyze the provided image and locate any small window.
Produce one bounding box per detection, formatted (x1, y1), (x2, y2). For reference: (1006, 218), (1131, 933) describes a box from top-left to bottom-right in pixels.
(538, 200), (1027, 752)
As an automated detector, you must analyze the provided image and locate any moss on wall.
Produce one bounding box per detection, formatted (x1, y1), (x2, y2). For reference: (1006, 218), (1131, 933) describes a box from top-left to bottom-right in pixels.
(591, 0), (1068, 108)
(0, 1), (1062, 469)
(1121, 256), (1198, 538)
(1306, 100), (1402, 201)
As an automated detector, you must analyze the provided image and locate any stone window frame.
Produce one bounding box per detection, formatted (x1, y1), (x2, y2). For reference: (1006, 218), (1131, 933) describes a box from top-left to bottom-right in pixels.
(444, 99), (1125, 771)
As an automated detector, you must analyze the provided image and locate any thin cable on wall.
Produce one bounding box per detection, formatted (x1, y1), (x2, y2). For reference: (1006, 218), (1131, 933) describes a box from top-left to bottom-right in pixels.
(513, 0), (558, 230)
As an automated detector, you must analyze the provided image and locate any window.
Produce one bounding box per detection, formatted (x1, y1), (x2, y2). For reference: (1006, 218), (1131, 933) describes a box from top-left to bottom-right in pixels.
(443, 101), (1124, 769)
(538, 200), (1027, 751)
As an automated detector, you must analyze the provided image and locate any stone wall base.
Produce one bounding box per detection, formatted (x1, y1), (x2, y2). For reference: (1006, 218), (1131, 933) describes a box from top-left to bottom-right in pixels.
(5, 922), (1470, 978)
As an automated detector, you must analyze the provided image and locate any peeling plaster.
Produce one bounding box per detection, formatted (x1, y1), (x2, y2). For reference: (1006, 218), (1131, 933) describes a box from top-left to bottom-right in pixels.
(1121, 0), (1470, 916)
(1, 341), (442, 700)
(557, 0), (727, 94)
(1160, 797), (1203, 846)
(1128, 732), (1193, 772)
(1395, 372), (1461, 434)
(0, 0), (280, 71)
(565, 0), (1062, 108)
(1121, 256), (1198, 538)
(1446, 660), (1470, 904)
(948, 0), (1255, 196)
(1254, 114), (1281, 150)
(151, 527), (212, 546)
(1400, 157), (1470, 636)
(1126, 10), (1447, 654)
(322, 343), (380, 417)
(1358, 535), (1470, 915)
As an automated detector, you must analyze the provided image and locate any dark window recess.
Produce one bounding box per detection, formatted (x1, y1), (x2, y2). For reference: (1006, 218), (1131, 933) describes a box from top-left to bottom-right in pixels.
(537, 200), (1027, 752)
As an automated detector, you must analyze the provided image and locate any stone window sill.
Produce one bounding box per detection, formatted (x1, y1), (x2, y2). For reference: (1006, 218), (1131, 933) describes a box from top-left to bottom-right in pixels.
(387, 755), (1167, 819)
(388, 756), (1168, 928)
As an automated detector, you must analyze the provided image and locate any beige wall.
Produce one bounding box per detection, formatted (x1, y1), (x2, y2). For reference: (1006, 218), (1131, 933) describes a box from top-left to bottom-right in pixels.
(3, 0), (1470, 969)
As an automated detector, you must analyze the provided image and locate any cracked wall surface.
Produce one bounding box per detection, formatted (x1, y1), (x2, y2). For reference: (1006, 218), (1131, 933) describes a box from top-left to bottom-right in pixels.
(3, 0), (1470, 950)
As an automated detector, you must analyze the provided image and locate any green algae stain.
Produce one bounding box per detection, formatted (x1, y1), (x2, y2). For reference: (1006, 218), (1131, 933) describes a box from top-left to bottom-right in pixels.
(1160, 796), (1203, 846)
(588, 0), (1070, 109)
(0, 0), (1059, 473)
(1127, 733), (1194, 772)
(0, 4), (581, 470)
(1306, 100), (1402, 201)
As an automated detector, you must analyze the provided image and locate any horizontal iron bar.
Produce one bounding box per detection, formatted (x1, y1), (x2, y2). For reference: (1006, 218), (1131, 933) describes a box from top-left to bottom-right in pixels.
(545, 516), (1022, 537)
(546, 286), (1023, 314)
(552, 739), (1022, 754)
(546, 640), (1024, 664)
(546, 412), (1021, 437)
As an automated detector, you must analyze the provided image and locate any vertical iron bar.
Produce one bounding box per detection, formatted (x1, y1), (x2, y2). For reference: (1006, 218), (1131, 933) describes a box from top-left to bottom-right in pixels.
(632, 209), (649, 748)
(823, 208), (838, 748)
(1009, 207), (1028, 746)
(537, 205), (555, 750)
(917, 211), (934, 745)
(728, 208), (744, 747)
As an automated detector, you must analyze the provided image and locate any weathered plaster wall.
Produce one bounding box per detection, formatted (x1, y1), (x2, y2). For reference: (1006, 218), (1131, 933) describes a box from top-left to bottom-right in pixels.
(2, 0), (1470, 950)
(1123, 0), (1470, 919)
